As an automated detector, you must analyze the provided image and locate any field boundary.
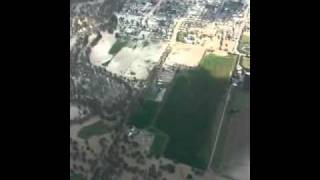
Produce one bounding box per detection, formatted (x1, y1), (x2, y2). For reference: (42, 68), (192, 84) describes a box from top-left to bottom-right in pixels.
(207, 55), (239, 170)
(207, 85), (233, 169)
(129, 53), (238, 169)
(147, 127), (170, 157)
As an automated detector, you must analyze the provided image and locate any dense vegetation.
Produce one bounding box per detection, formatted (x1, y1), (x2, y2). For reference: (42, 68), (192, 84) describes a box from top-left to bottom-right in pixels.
(240, 56), (250, 70)
(176, 31), (187, 43)
(70, 172), (86, 180)
(129, 54), (237, 168)
(129, 100), (159, 129)
(154, 54), (236, 168)
(109, 40), (128, 55)
(238, 34), (250, 55)
(78, 121), (110, 140)
(147, 127), (169, 158)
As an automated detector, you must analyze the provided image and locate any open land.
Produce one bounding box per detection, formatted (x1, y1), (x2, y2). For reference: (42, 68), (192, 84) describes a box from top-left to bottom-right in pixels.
(156, 54), (237, 169)
(70, 172), (86, 180)
(108, 39), (128, 55)
(71, 0), (250, 179)
(240, 56), (250, 70)
(165, 43), (206, 67)
(78, 120), (111, 140)
(129, 100), (160, 129)
(106, 41), (167, 80)
(89, 31), (117, 66)
(129, 54), (237, 169)
(211, 79), (250, 180)
(238, 31), (250, 55)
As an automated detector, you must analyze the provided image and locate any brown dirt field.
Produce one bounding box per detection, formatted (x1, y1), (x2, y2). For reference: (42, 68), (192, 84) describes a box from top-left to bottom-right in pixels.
(217, 102), (250, 180)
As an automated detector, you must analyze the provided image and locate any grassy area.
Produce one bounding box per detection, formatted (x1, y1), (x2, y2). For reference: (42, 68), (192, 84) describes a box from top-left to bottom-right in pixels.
(108, 40), (127, 55)
(240, 35), (250, 44)
(127, 54), (237, 168)
(212, 85), (250, 173)
(148, 127), (169, 158)
(129, 100), (160, 129)
(145, 84), (161, 100)
(223, 1), (243, 11)
(200, 54), (237, 77)
(151, 134), (169, 158)
(176, 31), (187, 43)
(78, 121), (109, 140)
(143, 40), (150, 47)
(153, 54), (237, 169)
(70, 172), (86, 180)
(240, 56), (250, 70)
(238, 34), (250, 55)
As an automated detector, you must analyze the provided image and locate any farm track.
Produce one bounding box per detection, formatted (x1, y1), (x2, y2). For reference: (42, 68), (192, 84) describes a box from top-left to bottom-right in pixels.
(207, 55), (240, 170)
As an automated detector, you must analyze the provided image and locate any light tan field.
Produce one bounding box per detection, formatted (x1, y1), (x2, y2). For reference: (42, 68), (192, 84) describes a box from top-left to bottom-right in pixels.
(165, 43), (206, 67)
(89, 31), (116, 66)
(106, 42), (167, 80)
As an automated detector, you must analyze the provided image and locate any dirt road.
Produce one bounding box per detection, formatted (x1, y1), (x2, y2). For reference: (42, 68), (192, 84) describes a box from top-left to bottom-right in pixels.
(207, 84), (233, 170)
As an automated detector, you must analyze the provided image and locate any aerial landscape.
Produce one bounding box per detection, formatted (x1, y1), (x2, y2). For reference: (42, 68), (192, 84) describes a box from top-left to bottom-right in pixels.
(70, 0), (250, 179)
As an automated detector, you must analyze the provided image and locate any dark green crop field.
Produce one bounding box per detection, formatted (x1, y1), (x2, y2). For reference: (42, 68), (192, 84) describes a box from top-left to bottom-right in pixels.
(78, 121), (109, 140)
(128, 54), (237, 169)
(70, 172), (86, 180)
(154, 54), (237, 168)
(108, 40), (127, 55)
(129, 100), (160, 129)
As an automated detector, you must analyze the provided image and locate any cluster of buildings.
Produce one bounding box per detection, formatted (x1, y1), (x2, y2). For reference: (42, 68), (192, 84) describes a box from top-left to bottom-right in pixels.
(232, 56), (250, 87)
(174, 19), (240, 52)
(92, 0), (249, 89)
(157, 66), (176, 86)
(70, 16), (96, 39)
(173, 0), (248, 53)
(115, 0), (189, 41)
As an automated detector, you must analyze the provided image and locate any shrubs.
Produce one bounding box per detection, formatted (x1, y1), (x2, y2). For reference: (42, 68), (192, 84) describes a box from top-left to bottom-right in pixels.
(176, 31), (187, 42)
(109, 40), (127, 55)
(187, 174), (193, 179)
(159, 163), (175, 173)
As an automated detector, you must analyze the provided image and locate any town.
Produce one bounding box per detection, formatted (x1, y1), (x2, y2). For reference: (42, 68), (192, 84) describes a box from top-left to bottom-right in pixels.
(70, 0), (250, 180)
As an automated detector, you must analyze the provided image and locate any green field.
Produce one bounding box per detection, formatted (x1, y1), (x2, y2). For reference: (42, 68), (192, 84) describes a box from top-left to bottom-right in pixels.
(129, 98), (167, 157)
(151, 134), (168, 158)
(147, 127), (169, 158)
(70, 172), (86, 180)
(128, 54), (237, 168)
(143, 40), (150, 47)
(78, 121), (109, 140)
(155, 54), (237, 168)
(109, 40), (127, 55)
(129, 100), (159, 129)
(240, 35), (250, 44)
(240, 56), (250, 70)
(176, 31), (187, 43)
(238, 34), (250, 55)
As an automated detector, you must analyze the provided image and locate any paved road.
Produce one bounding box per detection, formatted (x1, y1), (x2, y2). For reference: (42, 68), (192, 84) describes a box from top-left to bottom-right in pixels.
(143, 0), (165, 22)
(215, 0), (228, 20)
(232, 7), (250, 55)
